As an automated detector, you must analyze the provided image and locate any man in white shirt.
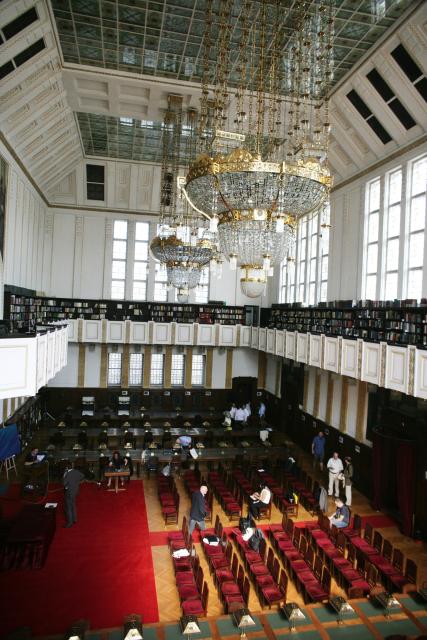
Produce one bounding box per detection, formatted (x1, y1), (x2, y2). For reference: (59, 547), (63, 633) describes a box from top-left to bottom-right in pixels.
(258, 401), (266, 418)
(326, 451), (344, 497)
(233, 406), (247, 430)
(249, 483), (271, 518)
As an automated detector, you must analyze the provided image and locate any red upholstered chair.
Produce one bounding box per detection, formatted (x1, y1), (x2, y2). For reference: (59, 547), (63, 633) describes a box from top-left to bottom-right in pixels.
(176, 555), (199, 586)
(178, 565), (204, 602)
(387, 558), (418, 593)
(182, 582), (208, 617)
(303, 567), (331, 604)
(215, 552), (237, 586)
(168, 516), (187, 543)
(344, 513), (362, 539)
(255, 555), (279, 590)
(261, 570), (288, 608)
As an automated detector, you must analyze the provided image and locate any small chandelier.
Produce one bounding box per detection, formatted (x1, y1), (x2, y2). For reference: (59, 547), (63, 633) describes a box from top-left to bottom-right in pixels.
(150, 98), (215, 296)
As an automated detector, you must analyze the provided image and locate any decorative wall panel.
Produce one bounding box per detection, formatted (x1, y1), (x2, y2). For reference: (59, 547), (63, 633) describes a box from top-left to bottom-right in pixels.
(285, 331), (296, 360)
(258, 328), (267, 352)
(308, 335), (322, 367)
(414, 349), (427, 400)
(341, 339), (358, 379)
(385, 345), (408, 393)
(323, 337), (340, 373)
(107, 321), (125, 343)
(129, 322), (148, 344)
(83, 320), (102, 343)
(36, 334), (47, 390)
(175, 323), (194, 345)
(240, 326), (252, 348)
(219, 325), (237, 347)
(66, 319), (78, 342)
(266, 329), (275, 354)
(296, 333), (308, 363)
(361, 342), (381, 385)
(197, 324), (216, 346)
(275, 330), (285, 357)
(0, 338), (37, 399)
(251, 327), (259, 349)
(152, 322), (172, 345)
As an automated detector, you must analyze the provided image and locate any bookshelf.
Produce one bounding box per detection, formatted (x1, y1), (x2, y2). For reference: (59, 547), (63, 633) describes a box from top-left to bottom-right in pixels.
(3, 289), (257, 330)
(261, 301), (427, 348)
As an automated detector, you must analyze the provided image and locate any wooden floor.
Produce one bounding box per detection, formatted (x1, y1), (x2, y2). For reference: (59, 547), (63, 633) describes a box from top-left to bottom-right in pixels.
(145, 442), (427, 622)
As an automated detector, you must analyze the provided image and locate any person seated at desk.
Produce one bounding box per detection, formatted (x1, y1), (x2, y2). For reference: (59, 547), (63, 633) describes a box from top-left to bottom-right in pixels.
(107, 450), (128, 487)
(175, 435), (192, 449)
(24, 448), (42, 465)
(328, 498), (350, 529)
(233, 405), (247, 430)
(249, 482), (271, 519)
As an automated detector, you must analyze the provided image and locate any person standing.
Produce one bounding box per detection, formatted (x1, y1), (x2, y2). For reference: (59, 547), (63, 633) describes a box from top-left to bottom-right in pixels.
(343, 456), (353, 506)
(311, 431), (326, 471)
(189, 485), (208, 536)
(63, 464), (85, 528)
(258, 401), (266, 419)
(326, 451), (343, 497)
(233, 405), (247, 430)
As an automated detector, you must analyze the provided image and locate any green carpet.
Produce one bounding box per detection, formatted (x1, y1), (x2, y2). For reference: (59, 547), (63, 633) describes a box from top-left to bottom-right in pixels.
(215, 615), (263, 636)
(141, 629), (160, 640)
(326, 624), (374, 640)
(265, 610), (308, 629)
(353, 600), (386, 617)
(399, 594), (427, 613)
(164, 621), (212, 640)
(312, 605), (359, 623)
(374, 617), (421, 637)
(275, 631), (322, 639)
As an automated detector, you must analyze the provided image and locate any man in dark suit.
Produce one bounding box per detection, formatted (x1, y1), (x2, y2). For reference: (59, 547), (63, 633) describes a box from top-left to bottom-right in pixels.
(189, 484), (208, 536)
(63, 464), (85, 528)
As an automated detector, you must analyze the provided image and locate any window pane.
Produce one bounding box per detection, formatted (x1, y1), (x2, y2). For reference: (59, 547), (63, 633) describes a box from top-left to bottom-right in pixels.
(366, 274), (376, 299)
(385, 272), (398, 300)
(111, 280), (125, 299)
(368, 212), (379, 242)
(108, 353), (122, 385)
(299, 238), (307, 258)
(154, 282), (168, 302)
(112, 260), (126, 279)
(134, 261), (147, 280)
(412, 156), (427, 196)
(321, 256), (328, 280)
(135, 222), (149, 241)
(113, 220), (128, 239)
(129, 353), (143, 386)
(134, 241), (148, 261)
(195, 285), (209, 304)
(309, 258), (316, 281)
(408, 232), (424, 268)
(191, 355), (205, 386)
(309, 282), (315, 305)
(369, 179), (380, 211)
(320, 281), (327, 301)
(150, 354), (164, 385)
(133, 281), (147, 300)
(310, 234), (317, 256)
(171, 354), (184, 386)
(113, 240), (127, 259)
(386, 238), (399, 271)
(388, 169), (402, 205)
(367, 243), (378, 273)
(407, 269), (422, 299)
(387, 204), (401, 236)
(155, 263), (168, 282)
(410, 194), (426, 232)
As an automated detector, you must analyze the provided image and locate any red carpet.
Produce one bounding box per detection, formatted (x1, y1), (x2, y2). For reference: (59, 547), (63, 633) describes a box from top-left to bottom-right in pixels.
(0, 481), (159, 638)
(362, 513), (397, 528)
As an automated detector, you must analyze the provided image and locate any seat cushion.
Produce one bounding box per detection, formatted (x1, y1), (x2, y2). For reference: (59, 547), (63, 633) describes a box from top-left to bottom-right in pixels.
(182, 598), (203, 615)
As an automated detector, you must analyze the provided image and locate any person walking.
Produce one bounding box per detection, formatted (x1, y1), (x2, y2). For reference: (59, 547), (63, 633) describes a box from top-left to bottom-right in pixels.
(63, 464), (85, 528)
(189, 485), (208, 536)
(311, 431), (326, 471)
(343, 456), (354, 506)
(326, 451), (343, 497)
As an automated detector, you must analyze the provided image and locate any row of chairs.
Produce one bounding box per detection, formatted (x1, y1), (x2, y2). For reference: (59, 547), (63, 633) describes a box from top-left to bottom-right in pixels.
(234, 532), (288, 608)
(208, 471), (242, 521)
(231, 468), (272, 520)
(343, 517), (418, 593)
(269, 514), (332, 604)
(182, 470), (213, 524)
(157, 474), (180, 525)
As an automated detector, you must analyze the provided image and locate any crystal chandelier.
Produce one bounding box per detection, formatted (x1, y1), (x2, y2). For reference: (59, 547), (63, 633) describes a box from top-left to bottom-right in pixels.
(184, 0), (335, 297)
(150, 98), (215, 301)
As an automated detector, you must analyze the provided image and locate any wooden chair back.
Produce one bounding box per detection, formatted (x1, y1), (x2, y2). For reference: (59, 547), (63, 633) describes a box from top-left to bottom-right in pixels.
(231, 553), (238, 578)
(286, 517), (294, 537)
(364, 522), (373, 544)
(322, 567), (331, 595)
(313, 555), (323, 581)
(237, 565), (244, 589)
(352, 513), (362, 534)
(196, 565), (204, 592)
(299, 536), (307, 557)
(242, 576), (250, 605)
(214, 514), (220, 536)
(279, 570), (288, 596)
(271, 558), (280, 583)
(373, 530), (383, 554)
(266, 547), (274, 573)
(258, 537), (267, 562)
(293, 526), (302, 547)
(382, 539), (393, 562)
(225, 541), (233, 564)
(281, 511), (288, 531)
(392, 548), (404, 572)
(406, 558), (417, 584)
(336, 531), (346, 553)
(305, 545), (315, 570)
(347, 543), (357, 567)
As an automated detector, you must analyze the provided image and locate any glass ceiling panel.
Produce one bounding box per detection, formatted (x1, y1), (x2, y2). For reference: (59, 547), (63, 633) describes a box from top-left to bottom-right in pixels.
(52, 0), (414, 86)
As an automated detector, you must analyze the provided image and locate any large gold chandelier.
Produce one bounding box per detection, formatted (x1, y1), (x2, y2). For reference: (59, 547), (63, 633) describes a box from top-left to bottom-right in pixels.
(184, 0), (335, 297)
(150, 98), (215, 302)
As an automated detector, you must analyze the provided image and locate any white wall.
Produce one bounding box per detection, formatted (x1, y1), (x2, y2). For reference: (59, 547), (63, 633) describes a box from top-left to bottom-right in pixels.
(231, 348), (259, 379)
(1, 140), (49, 300)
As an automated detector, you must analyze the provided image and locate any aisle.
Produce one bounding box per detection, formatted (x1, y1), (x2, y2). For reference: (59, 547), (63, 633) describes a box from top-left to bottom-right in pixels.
(0, 481), (159, 637)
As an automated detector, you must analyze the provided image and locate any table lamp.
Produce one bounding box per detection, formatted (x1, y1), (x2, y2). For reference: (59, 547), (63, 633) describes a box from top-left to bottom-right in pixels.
(180, 615), (201, 640)
(282, 603), (306, 631)
(375, 591), (401, 619)
(233, 608), (256, 639)
(329, 596), (354, 624)
(64, 620), (89, 640)
(123, 614), (143, 640)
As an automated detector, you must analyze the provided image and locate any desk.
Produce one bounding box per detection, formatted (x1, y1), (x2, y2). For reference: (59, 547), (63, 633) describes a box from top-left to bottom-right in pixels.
(2, 505), (56, 569)
(104, 469), (130, 493)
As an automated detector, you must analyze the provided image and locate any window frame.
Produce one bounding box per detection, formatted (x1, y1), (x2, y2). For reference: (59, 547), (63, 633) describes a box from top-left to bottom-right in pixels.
(150, 353), (164, 386)
(191, 354), (205, 386)
(129, 352), (143, 386)
(107, 352), (122, 386)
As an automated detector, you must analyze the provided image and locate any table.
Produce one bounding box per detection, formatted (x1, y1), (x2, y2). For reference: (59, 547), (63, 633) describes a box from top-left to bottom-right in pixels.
(2, 505), (56, 570)
(104, 469), (130, 493)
